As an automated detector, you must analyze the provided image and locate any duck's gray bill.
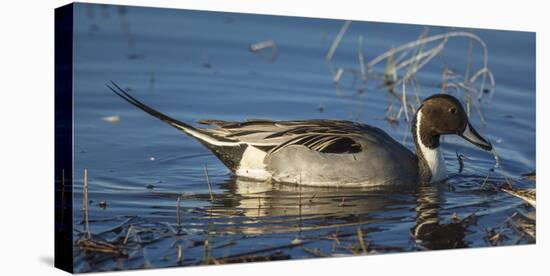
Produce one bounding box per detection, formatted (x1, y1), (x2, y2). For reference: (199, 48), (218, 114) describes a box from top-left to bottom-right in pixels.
(460, 123), (492, 151)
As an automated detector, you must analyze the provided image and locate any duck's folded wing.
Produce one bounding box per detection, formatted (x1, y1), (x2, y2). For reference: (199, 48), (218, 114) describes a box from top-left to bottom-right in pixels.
(198, 119), (386, 154)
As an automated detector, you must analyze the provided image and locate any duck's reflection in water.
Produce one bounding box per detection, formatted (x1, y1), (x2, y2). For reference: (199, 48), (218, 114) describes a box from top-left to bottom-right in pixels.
(216, 178), (408, 217)
(207, 177), (408, 236)
(208, 177), (468, 249)
(412, 183), (468, 250)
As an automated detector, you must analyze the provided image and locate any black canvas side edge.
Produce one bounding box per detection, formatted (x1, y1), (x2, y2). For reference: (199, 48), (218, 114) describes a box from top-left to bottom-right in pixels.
(54, 3), (74, 273)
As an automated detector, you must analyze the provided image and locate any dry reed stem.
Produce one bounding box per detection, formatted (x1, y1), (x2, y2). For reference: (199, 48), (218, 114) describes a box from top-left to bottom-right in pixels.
(395, 27), (429, 65)
(368, 31), (488, 69)
(400, 28), (430, 77)
(135, 234), (152, 268)
(401, 82), (410, 122)
(356, 227), (368, 254)
(329, 27), (495, 114)
(358, 35), (367, 82)
(123, 225), (134, 245)
(339, 29), (491, 103)
(177, 243), (183, 263)
(383, 48), (397, 86)
(333, 68), (344, 83)
(466, 95), (471, 118)
(395, 37), (448, 88)
(370, 31), (494, 104)
(326, 20), (351, 61)
(204, 165), (214, 202)
(480, 175), (490, 189)
(203, 239), (210, 265)
(84, 168), (90, 238)
(470, 67), (496, 96)
(465, 37), (474, 81)
(176, 196), (182, 226)
(395, 40), (444, 72)
(456, 151), (465, 173)
(441, 66), (448, 94)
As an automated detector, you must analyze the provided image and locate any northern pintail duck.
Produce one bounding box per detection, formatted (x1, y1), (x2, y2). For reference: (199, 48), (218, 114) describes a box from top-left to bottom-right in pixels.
(108, 82), (492, 187)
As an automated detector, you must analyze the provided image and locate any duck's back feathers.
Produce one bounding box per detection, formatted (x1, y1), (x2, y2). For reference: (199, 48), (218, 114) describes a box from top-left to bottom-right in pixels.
(199, 119), (418, 186)
(198, 119), (396, 155)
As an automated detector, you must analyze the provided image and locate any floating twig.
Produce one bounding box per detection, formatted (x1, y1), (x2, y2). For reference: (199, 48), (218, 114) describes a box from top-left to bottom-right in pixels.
(249, 39), (276, 52)
(333, 67), (358, 95)
(76, 238), (126, 256)
(303, 247), (329, 257)
(333, 67), (344, 84)
(521, 171), (536, 181)
(249, 39), (278, 62)
(485, 228), (505, 246)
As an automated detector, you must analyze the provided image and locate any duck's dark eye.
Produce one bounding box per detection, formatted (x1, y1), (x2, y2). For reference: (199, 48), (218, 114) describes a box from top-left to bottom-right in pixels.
(449, 107), (457, 114)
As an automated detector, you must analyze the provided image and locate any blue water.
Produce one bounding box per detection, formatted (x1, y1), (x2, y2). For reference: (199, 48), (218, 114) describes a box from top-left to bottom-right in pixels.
(71, 3), (535, 272)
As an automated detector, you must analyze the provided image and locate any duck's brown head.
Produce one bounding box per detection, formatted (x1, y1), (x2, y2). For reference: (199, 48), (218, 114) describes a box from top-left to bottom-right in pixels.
(416, 94), (492, 151)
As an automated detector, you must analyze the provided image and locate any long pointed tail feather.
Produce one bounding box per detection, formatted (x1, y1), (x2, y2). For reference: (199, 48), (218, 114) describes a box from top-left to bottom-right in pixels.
(107, 81), (238, 146)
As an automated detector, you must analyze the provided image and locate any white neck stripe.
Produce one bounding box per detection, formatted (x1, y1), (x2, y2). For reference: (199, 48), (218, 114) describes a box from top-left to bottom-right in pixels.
(415, 110), (447, 182)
